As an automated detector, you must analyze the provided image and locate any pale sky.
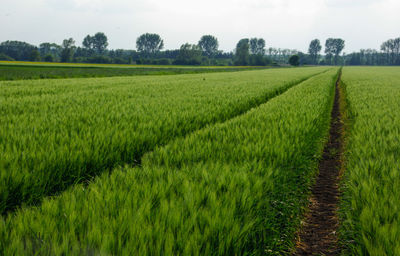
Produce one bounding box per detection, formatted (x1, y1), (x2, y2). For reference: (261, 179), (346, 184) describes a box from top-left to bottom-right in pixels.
(1, 0), (399, 53)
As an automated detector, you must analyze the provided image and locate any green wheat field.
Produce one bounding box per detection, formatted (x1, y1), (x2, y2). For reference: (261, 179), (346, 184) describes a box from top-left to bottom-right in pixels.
(0, 64), (399, 255)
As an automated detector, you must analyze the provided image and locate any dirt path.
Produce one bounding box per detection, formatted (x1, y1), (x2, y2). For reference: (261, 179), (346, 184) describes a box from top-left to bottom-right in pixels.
(294, 72), (343, 255)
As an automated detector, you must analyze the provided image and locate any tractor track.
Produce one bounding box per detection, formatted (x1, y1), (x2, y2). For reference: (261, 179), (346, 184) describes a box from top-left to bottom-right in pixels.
(294, 70), (344, 255)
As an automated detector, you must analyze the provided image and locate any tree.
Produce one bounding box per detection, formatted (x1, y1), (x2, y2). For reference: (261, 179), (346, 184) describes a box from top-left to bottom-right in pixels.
(136, 33), (164, 57)
(234, 39), (250, 65)
(82, 32), (108, 54)
(44, 54), (54, 62)
(289, 55), (300, 66)
(92, 32), (108, 54)
(174, 43), (202, 65)
(308, 39), (322, 64)
(198, 35), (219, 57)
(29, 50), (41, 61)
(39, 42), (61, 60)
(249, 38), (266, 55)
(0, 41), (37, 61)
(0, 53), (14, 61)
(325, 38), (345, 65)
(61, 38), (75, 62)
(82, 35), (94, 51)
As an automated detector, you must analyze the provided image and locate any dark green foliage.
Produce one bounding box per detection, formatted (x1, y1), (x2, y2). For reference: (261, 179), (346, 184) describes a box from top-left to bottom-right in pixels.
(325, 38), (345, 65)
(29, 50), (41, 62)
(0, 53), (14, 61)
(39, 43), (61, 60)
(308, 39), (322, 65)
(44, 54), (54, 62)
(289, 55), (300, 66)
(249, 54), (271, 66)
(198, 35), (219, 57)
(136, 33), (164, 57)
(234, 39), (250, 66)
(0, 41), (37, 61)
(249, 38), (266, 55)
(82, 32), (108, 54)
(60, 38), (75, 63)
(173, 43), (202, 65)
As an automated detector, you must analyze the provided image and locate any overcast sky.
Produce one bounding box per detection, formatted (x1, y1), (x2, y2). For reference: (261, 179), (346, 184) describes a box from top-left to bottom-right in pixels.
(1, 0), (399, 53)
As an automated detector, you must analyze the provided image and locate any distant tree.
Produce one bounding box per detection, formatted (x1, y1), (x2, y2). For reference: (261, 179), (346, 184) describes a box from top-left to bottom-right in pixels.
(249, 38), (266, 55)
(174, 43), (202, 65)
(395, 38), (400, 65)
(0, 41), (37, 61)
(39, 43), (61, 60)
(308, 39), (322, 64)
(44, 54), (54, 62)
(289, 55), (300, 66)
(0, 53), (14, 61)
(325, 38), (345, 65)
(136, 33), (164, 57)
(61, 38), (75, 62)
(29, 50), (41, 61)
(198, 35), (219, 57)
(82, 32), (108, 54)
(380, 38), (400, 65)
(92, 32), (108, 54)
(234, 39), (250, 65)
(82, 35), (94, 51)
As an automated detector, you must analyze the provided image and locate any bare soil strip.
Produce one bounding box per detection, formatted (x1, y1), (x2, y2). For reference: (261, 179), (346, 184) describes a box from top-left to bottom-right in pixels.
(294, 72), (343, 255)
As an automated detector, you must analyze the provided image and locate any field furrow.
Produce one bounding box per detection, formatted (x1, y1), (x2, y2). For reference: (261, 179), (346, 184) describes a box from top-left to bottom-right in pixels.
(0, 67), (327, 214)
(1, 69), (338, 255)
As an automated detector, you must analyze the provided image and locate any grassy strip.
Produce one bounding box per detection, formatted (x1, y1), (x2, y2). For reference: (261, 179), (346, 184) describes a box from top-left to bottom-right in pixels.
(0, 61), (262, 69)
(1, 69), (338, 255)
(339, 67), (400, 255)
(0, 64), (264, 81)
(0, 67), (327, 214)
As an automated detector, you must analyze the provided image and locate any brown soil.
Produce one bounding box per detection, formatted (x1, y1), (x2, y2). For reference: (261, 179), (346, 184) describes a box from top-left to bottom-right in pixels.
(293, 72), (343, 255)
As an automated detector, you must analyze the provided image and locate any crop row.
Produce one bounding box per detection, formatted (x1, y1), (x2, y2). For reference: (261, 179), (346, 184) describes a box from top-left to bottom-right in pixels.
(0, 69), (339, 255)
(340, 67), (400, 255)
(0, 67), (327, 214)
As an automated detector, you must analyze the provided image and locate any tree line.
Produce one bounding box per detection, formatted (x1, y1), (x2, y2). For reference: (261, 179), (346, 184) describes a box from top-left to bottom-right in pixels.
(0, 32), (399, 66)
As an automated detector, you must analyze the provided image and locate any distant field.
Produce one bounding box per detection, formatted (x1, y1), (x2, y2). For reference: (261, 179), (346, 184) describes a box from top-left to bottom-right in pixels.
(0, 61), (267, 81)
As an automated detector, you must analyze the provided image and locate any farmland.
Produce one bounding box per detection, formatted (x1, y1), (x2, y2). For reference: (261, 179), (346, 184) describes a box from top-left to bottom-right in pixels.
(340, 67), (400, 255)
(1, 65), (399, 255)
(0, 66), (327, 214)
(0, 62), (263, 81)
(0, 67), (338, 255)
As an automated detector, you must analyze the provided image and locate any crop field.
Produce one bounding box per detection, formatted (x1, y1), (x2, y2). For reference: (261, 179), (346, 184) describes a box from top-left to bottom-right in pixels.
(340, 67), (400, 255)
(0, 62), (262, 81)
(0, 65), (399, 255)
(0, 66), (327, 214)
